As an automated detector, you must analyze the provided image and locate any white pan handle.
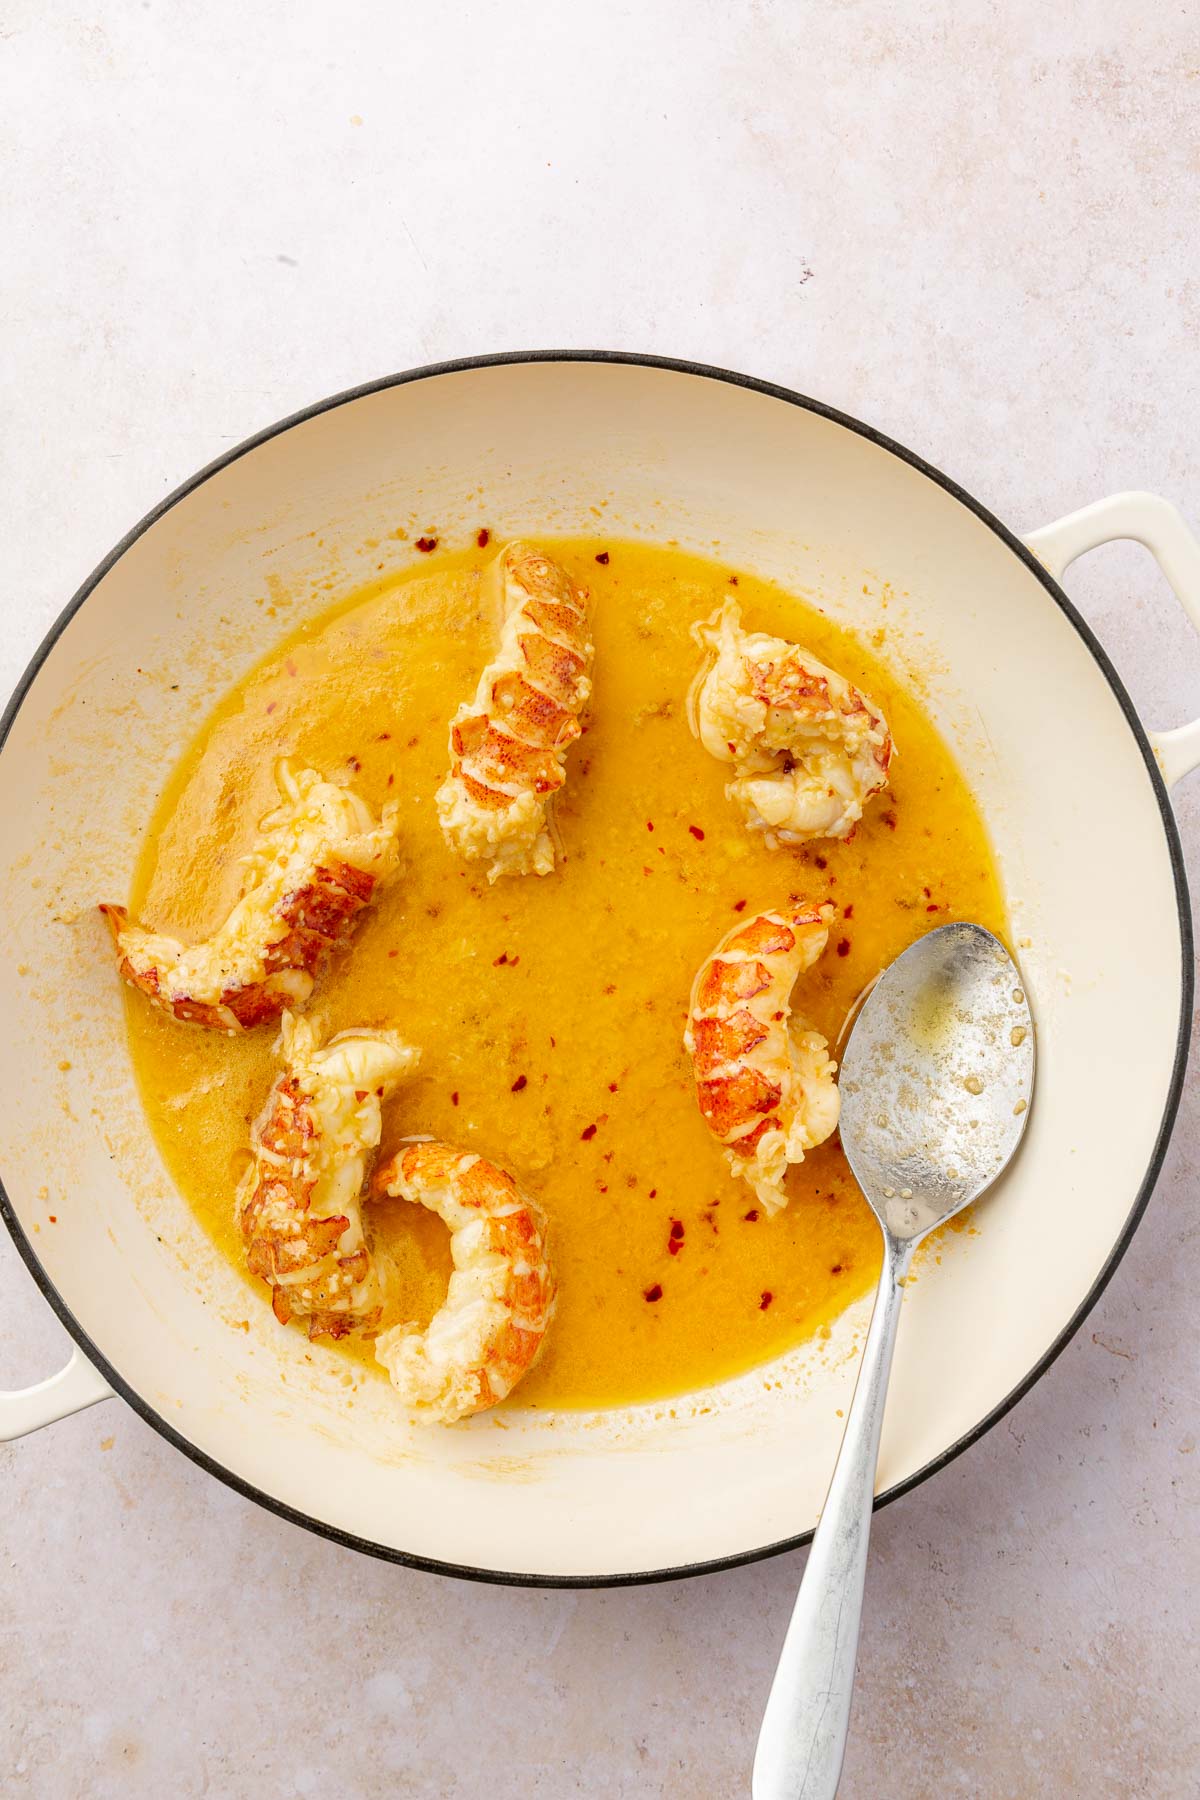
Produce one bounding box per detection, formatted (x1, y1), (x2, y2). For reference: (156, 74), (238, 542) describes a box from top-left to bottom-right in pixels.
(1024, 490), (1200, 789)
(0, 1346), (114, 1442)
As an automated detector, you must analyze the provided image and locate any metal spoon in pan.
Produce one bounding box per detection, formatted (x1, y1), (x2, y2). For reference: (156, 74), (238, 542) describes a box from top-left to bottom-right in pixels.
(753, 922), (1036, 1800)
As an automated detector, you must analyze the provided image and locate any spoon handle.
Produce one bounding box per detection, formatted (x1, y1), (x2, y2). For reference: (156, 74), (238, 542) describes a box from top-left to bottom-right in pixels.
(753, 1235), (912, 1800)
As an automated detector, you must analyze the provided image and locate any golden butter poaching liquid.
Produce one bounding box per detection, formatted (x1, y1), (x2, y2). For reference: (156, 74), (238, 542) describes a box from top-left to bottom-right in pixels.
(126, 541), (1005, 1408)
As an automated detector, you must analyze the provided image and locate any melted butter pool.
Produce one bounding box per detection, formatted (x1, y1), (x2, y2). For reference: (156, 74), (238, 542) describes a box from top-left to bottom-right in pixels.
(124, 539), (1006, 1408)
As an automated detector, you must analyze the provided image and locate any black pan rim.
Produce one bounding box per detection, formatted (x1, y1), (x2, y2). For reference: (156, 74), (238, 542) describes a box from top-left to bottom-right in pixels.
(0, 348), (1191, 1589)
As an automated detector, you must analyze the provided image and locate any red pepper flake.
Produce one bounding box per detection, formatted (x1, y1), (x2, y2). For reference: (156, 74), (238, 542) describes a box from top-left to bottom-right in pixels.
(266, 701), (277, 714)
(668, 1220), (685, 1255)
(923, 886), (931, 899)
(814, 854), (828, 870)
(608, 1081), (619, 1093)
(759, 1290), (774, 1311)
(48, 1215), (57, 1224)
(377, 731), (391, 741)
(599, 1184), (608, 1193)
(882, 811), (897, 830)
(743, 1208), (759, 1222)
(836, 938), (851, 957)
(831, 1263), (843, 1274)
(387, 773), (395, 787)
(843, 904), (854, 919)
(688, 825), (705, 841)
(580, 1123), (597, 1141)
(926, 903), (940, 913)
(493, 952), (509, 966)
(643, 1283), (663, 1303)
(387, 948), (399, 957)
(649, 1188), (657, 1199)
(451, 1091), (460, 1106)
(348, 755), (361, 772)
(476, 527), (490, 548)
(511, 1075), (528, 1093)
(595, 550), (610, 564)
(732, 899), (747, 913)
(354, 1089), (368, 1102)
(646, 820), (654, 832)
(772, 1010), (785, 1021)
(550, 1036), (557, 1049)
(728, 575), (739, 586)
(415, 535), (438, 553)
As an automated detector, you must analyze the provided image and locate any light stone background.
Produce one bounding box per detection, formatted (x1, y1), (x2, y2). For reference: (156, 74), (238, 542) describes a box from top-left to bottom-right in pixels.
(2, 4), (1199, 1796)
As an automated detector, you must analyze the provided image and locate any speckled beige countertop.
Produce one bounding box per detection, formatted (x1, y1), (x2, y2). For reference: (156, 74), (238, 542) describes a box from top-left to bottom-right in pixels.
(2, 5), (1199, 1795)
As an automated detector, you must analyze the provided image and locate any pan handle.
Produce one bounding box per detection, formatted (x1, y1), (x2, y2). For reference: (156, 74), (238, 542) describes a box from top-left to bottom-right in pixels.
(0, 1345), (114, 1442)
(1024, 490), (1200, 789)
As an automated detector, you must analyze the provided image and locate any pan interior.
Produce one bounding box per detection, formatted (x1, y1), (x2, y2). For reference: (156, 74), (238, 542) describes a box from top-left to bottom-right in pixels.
(0, 357), (1185, 1580)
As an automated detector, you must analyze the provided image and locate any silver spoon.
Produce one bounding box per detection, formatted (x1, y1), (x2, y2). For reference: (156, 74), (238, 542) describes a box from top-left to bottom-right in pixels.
(753, 922), (1036, 1800)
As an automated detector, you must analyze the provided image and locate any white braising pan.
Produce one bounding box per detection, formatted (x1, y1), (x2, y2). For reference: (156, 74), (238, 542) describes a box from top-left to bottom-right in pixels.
(1, 354), (1196, 1584)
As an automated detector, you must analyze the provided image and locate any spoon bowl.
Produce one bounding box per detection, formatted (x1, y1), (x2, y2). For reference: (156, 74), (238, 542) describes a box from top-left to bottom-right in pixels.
(840, 921), (1035, 1240)
(753, 924), (1035, 1800)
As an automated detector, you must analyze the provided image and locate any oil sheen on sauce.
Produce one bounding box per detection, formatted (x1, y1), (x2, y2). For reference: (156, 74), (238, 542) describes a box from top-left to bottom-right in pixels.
(124, 540), (1007, 1410)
